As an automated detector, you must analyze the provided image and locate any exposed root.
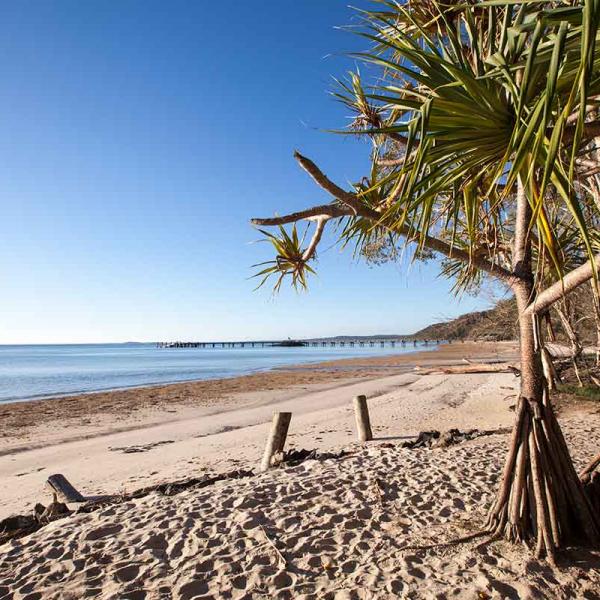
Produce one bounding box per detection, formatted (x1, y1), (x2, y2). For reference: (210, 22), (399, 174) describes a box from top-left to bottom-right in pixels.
(486, 395), (600, 560)
(397, 529), (491, 553)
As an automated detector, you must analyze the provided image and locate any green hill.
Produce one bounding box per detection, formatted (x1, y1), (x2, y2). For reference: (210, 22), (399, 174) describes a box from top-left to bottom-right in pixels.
(412, 299), (518, 341)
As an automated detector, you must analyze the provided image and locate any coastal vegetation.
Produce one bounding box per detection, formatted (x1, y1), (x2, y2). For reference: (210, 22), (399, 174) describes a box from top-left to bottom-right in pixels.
(252, 0), (600, 560)
(411, 299), (520, 341)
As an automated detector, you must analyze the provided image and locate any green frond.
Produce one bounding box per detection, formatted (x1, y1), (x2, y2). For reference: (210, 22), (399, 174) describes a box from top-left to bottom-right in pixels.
(254, 0), (600, 296)
(252, 224), (317, 292)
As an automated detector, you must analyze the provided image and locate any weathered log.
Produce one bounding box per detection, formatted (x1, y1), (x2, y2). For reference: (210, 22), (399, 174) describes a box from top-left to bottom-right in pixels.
(415, 363), (519, 375)
(260, 412), (292, 472)
(403, 428), (500, 450)
(46, 474), (86, 503)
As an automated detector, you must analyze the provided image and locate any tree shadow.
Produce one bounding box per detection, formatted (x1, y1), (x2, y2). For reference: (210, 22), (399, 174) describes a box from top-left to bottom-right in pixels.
(557, 546), (600, 569)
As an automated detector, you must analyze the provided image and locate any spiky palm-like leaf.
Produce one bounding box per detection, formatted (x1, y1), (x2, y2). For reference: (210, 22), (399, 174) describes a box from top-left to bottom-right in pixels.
(328, 0), (600, 291)
(252, 224), (316, 292)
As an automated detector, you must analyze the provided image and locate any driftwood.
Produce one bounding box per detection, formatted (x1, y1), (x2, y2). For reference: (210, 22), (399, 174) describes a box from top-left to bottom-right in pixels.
(403, 430), (441, 448)
(279, 448), (346, 467)
(46, 474), (87, 503)
(257, 525), (286, 568)
(46, 473), (115, 504)
(0, 496), (70, 545)
(1, 469), (254, 546)
(415, 363), (520, 376)
(544, 343), (599, 359)
(115, 469), (254, 501)
(74, 470), (255, 516)
(2, 447), (350, 547)
(402, 428), (505, 450)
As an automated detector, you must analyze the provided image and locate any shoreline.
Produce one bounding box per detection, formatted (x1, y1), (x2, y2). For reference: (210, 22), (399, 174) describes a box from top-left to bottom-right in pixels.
(0, 339), (512, 404)
(0, 342), (441, 405)
(0, 353), (422, 406)
(0, 343), (442, 405)
(0, 341), (519, 451)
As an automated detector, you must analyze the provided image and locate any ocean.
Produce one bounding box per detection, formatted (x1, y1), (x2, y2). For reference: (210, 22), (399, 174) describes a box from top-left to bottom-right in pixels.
(0, 342), (434, 403)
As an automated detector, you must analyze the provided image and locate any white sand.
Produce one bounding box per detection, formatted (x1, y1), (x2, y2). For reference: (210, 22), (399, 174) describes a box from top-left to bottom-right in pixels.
(2, 371), (512, 520)
(2, 370), (600, 598)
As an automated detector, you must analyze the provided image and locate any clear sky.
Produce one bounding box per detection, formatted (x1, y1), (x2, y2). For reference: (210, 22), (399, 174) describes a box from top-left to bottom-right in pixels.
(0, 1), (492, 344)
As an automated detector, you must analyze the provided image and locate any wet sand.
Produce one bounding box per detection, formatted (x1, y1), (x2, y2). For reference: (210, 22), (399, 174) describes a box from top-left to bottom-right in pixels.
(0, 341), (516, 450)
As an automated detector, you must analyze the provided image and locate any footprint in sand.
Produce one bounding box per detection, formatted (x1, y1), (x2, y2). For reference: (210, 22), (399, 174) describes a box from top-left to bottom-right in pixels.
(114, 563), (140, 583)
(231, 574), (248, 590)
(272, 570), (294, 590)
(85, 523), (123, 540)
(178, 580), (209, 599)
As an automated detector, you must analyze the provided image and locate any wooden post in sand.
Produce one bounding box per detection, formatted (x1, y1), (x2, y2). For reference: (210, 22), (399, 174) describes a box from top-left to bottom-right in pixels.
(353, 395), (373, 442)
(46, 474), (86, 503)
(260, 412), (292, 472)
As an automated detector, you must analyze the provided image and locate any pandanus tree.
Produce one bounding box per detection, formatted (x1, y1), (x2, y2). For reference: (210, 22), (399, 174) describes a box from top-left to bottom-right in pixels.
(251, 0), (600, 559)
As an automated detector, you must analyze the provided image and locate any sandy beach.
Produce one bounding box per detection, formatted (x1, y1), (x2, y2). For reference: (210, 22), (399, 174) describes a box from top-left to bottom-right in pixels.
(5, 0), (600, 596)
(0, 342), (514, 519)
(2, 341), (600, 598)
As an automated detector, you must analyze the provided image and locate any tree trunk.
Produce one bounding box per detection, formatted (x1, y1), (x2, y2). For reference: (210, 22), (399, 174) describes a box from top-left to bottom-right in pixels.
(486, 294), (600, 559)
(590, 280), (600, 367)
(486, 179), (600, 560)
(588, 176), (600, 367)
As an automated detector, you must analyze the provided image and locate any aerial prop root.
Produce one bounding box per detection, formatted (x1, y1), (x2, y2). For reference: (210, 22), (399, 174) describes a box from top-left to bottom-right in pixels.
(485, 395), (600, 562)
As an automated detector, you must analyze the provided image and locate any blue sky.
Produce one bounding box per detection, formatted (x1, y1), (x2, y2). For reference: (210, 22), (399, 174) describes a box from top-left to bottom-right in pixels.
(0, 1), (492, 344)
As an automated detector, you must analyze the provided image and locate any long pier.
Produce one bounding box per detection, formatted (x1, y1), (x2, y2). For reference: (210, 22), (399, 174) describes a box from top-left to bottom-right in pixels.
(156, 338), (441, 349)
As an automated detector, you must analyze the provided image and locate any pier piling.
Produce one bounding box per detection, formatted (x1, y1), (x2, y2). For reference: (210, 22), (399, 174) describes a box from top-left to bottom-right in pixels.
(158, 337), (429, 350)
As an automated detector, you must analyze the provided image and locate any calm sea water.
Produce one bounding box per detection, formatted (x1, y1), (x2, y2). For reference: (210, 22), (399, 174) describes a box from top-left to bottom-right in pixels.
(0, 342), (435, 403)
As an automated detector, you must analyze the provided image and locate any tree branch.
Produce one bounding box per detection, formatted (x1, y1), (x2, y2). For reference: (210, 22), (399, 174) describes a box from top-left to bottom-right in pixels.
(524, 253), (600, 316)
(302, 217), (328, 262)
(251, 204), (352, 226)
(253, 212), (518, 285)
(413, 233), (520, 285)
(385, 131), (418, 148)
(252, 152), (521, 286)
(293, 151), (364, 212)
